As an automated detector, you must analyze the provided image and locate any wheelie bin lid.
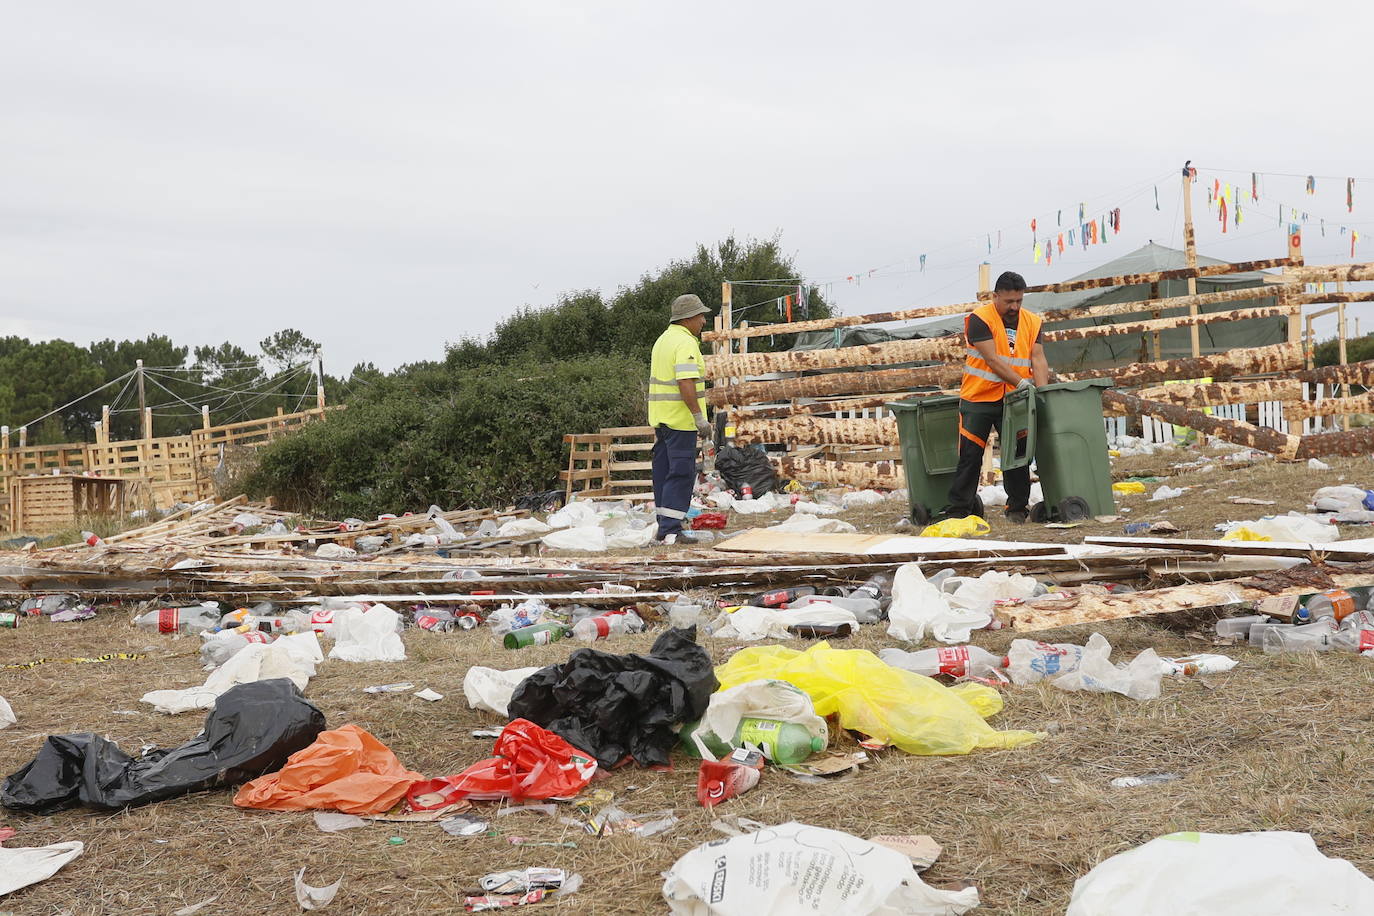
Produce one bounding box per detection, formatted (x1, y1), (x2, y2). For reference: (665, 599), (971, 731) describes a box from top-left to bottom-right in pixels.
(1037, 377), (1114, 393)
(887, 394), (959, 412)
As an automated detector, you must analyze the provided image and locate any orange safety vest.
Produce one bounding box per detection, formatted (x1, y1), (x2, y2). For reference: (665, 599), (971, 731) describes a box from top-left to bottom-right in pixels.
(960, 302), (1042, 402)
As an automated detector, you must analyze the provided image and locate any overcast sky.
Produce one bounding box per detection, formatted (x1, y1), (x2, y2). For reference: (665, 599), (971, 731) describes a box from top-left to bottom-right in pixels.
(5, 1), (1371, 374)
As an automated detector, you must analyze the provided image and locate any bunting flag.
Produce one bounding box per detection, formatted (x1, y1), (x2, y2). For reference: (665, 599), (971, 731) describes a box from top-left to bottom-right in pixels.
(1213, 178), (1220, 199)
(1252, 172), (1258, 202)
(1349, 178), (1355, 213)
(1219, 197), (1228, 232)
(1057, 233), (1065, 253)
(1322, 218), (1326, 237)
(987, 234), (992, 254)
(998, 230), (1002, 248)
(1354, 230), (1360, 258)
(1069, 228), (1076, 247)
(1154, 185), (1160, 210)
(784, 294), (793, 322)
(1031, 218), (1037, 241)
(919, 254), (926, 272)
(1033, 242), (1042, 263)
(1306, 175), (1316, 194)
(1235, 201), (1242, 226)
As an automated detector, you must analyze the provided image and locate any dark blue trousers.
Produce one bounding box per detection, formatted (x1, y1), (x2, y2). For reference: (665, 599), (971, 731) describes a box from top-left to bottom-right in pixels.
(652, 425), (697, 537)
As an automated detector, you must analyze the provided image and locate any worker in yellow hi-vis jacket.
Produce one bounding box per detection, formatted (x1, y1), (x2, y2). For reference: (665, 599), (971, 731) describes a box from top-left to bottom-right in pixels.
(647, 294), (711, 544)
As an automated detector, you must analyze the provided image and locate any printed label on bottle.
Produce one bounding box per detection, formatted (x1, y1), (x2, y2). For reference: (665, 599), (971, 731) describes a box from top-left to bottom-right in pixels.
(158, 608), (179, 633)
(417, 615), (440, 630)
(245, 631), (270, 644)
(532, 629), (554, 645)
(593, 617), (611, 638)
(1359, 630), (1374, 651)
(760, 590), (786, 607)
(310, 610), (333, 625)
(736, 719), (780, 759)
(937, 646), (970, 677)
(0, 612), (17, 628)
(1326, 590), (1356, 621)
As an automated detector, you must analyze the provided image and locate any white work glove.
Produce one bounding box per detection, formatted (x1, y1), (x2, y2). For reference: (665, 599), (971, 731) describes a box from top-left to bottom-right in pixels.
(693, 414), (711, 437)
(1015, 377), (1035, 391)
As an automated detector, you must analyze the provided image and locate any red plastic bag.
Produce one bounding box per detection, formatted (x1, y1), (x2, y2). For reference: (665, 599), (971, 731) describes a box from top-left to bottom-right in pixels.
(691, 512), (728, 530)
(406, 719), (597, 810)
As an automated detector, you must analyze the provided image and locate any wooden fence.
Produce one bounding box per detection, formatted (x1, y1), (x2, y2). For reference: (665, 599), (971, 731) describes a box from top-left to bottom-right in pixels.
(0, 407), (330, 532)
(561, 426), (656, 502)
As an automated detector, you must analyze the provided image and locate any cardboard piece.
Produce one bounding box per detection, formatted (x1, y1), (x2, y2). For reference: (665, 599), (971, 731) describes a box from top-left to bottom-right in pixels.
(869, 834), (943, 870)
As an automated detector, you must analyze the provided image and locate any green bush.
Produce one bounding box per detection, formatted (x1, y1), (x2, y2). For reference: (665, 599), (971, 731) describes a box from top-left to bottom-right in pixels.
(242, 355), (644, 516)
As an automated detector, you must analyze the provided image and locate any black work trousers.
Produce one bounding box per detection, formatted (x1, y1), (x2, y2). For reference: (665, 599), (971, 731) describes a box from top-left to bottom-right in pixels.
(947, 408), (1031, 517)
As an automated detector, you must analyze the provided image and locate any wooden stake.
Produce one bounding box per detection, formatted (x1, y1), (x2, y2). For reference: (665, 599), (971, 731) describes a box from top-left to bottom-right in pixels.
(1286, 230), (1304, 347)
(202, 405), (211, 429)
(143, 407), (153, 441)
(1181, 168), (1201, 358)
(18, 427), (26, 448)
(978, 262), (991, 294)
(720, 281), (733, 356)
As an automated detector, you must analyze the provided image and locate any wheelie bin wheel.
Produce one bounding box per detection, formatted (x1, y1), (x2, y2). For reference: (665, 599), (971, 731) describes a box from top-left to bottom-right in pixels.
(1058, 496), (1091, 522)
(971, 495), (985, 519)
(911, 502), (931, 527)
(1029, 502), (1047, 523)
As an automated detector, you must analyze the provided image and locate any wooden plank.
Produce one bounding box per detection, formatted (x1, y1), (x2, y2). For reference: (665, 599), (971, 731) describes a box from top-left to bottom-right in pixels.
(1083, 536), (1374, 562)
(713, 528), (1068, 557)
(1003, 566), (1374, 632)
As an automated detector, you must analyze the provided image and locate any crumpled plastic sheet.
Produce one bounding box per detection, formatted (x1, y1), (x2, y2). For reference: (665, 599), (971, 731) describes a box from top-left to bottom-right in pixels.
(234, 724), (423, 815)
(463, 666), (542, 717)
(0, 840), (84, 897)
(716, 642), (1040, 756)
(329, 604), (406, 662)
(508, 628), (718, 768)
(0, 695), (14, 730)
(1066, 831), (1374, 915)
(767, 512), (857, 535)
(694, 679), (828, 760)
(406, 718), (598, 808)
(142, 631), (322, 714)
(708, 604), (859, 641)
(2, 679), (325, 813)
(887, 563), (991, 644)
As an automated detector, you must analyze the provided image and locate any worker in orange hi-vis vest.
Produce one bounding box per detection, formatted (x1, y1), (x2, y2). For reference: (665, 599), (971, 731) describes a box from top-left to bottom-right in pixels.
(948, 271), (1050, 524)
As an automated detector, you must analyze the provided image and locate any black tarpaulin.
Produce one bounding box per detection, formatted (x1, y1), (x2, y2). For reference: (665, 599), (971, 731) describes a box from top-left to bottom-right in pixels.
(507, 627), (717, 768)
(1, 678), (326, 813)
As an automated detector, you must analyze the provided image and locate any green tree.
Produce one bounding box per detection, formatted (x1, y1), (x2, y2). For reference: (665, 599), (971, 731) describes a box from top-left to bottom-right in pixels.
(260, 329), (320, 372)
(1, 340), (107, 442)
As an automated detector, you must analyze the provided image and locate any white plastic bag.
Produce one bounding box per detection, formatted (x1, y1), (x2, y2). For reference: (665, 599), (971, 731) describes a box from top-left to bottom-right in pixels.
(541, 525), (608, 551)
(232, 512), (263, 528)
(768, 512), (857, 534)
(663, 822), (979, 916)
(729, 491), (787, 515)
(708, 604), (858, 641)
(547, 502), (600, 529)
(1219, 511), (1339, 544)
(329, 604), (406, 662)
(0, 695), (14, 730)
(462, 666), (542, 716)
(792, 500), (842, 516)
(1067, 831), (1374, 915)
(0, 841), (84, 896)
(1050, 633), (1163, 701)
(142, 632), (323, 714)
(696, 679), (828, 760)
(977, 484), (1008, 508)
(315, 543), (357, 560)
(887, 563), (991, 644)
(497, 517), (552, 537)
(943, 570), (1039, 616)
(1150, 485), (1184, 501)
(605, 523), (657, 549)
(840, 489), (886, 509)
(1005, 638), (1091, 684)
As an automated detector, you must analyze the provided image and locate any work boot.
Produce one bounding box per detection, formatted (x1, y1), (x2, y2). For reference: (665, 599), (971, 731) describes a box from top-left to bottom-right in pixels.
(657, 530), (703, 546)
(1005, 508), (1029, 525)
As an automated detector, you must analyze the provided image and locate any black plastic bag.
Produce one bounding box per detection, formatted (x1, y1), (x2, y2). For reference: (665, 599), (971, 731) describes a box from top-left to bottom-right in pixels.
(507, 627), (717, 768)
(1, 678), (325, 813)
(715, 445), (781, 498)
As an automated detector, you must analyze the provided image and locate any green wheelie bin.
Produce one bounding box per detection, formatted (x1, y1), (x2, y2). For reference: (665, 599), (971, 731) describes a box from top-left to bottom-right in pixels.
(889, 390), (1038, 526)
(1027, 378), (1117, 523)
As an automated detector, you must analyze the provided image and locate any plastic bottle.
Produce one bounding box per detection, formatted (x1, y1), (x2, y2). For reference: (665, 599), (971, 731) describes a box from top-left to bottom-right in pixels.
(878, 645), (1005, 678)
(668, 598), (705, 628)
(503, 622), (569, 649)
(786, 622), (853, 639)
(1331, 626), (1374, 655)
(1304, 589), (1366, 624)
(850, 574), (892, 606)
(415, 608), (457, 632)
(680, 717), (825, 764)
(571, 610), (644, 641)
(199, 628), (274, 667)
(134, 604), (222, 634)
(753, 586), (816, 608)
(785, 593), (882, 624)
(245, 610), (311, 635)
(1262, 617), (1338, 654)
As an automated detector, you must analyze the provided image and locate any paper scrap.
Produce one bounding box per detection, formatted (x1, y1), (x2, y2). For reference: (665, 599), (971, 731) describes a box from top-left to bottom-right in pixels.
(294, 868), (341, 910)
(869, 834), (943, 870)
(413, 688), (444, 702)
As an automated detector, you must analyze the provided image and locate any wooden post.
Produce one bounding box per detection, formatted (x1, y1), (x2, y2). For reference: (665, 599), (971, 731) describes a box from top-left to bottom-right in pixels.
(738, 320), (749, 355)
(314, 350), (326, 412)
(1337, 293), (1349, 430)
(18, 427), (26, 449)
(101, 405), (110, 443)
(720, 282), (733, 356)
(201, 405), (211, 429)
(978, 263), (991, 294)
(1, 426), (7, 451)
(1150, 281), (1162, 361)
(143, 407), (153, 441)
(135, 358), (147, 426)
(1286, 230), (1304, 346)
(1182, 167), (1201, 358)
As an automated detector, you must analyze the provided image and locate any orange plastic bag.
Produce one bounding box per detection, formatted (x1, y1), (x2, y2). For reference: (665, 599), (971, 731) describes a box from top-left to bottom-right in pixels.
(406, 718), (597, 810)
(233, 724), (423, 815)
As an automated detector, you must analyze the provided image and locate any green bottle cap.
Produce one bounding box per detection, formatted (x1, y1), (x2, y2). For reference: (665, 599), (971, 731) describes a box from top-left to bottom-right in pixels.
(811, 736), (825, 751)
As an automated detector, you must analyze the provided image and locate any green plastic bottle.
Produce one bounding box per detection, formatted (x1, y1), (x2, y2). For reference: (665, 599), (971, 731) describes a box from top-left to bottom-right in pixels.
(503, 622), (568, 649)
(680, 717), (825, 764)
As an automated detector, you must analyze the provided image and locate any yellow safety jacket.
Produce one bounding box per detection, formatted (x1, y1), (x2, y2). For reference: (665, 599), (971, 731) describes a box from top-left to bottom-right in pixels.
(961, 303), (1042, 402)
(648, 323), (706, 430)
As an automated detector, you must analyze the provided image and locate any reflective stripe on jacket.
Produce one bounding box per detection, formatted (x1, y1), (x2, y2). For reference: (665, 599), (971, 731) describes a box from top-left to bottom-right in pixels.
(960, 303), (1042, 402)
(648, 323), (706, 430)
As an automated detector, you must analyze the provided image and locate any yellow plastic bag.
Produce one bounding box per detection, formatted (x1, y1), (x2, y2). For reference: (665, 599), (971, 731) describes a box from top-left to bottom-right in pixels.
(920, 515), (991, 538)
(1222, 527), (1272, 541)
(1112, 481), (1146, 494)
(715, 643), (1041, 756)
